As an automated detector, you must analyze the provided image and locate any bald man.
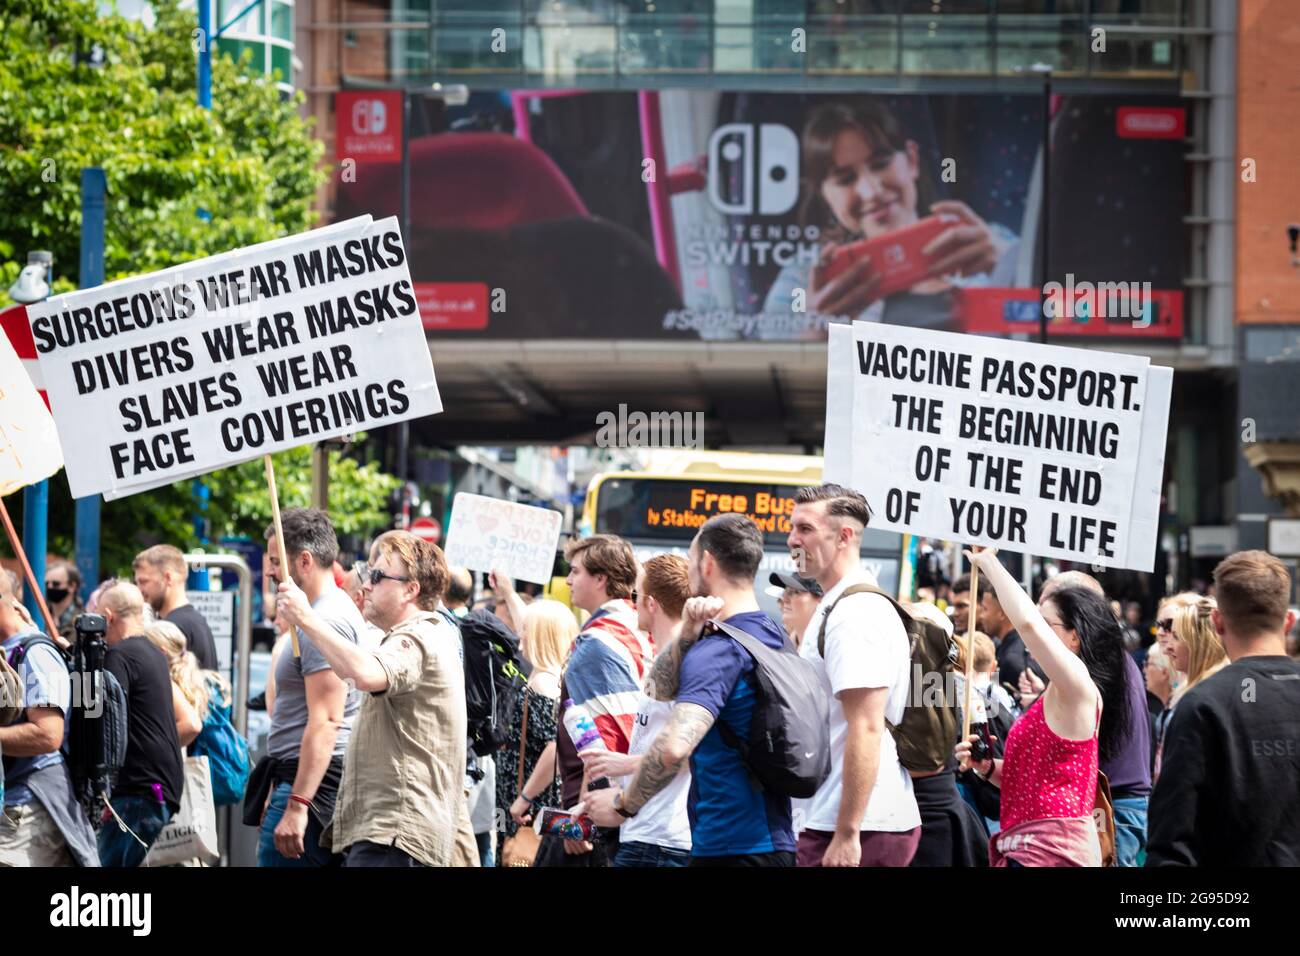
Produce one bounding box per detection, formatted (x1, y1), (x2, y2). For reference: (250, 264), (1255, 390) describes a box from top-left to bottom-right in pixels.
(97, 581), (186, 867)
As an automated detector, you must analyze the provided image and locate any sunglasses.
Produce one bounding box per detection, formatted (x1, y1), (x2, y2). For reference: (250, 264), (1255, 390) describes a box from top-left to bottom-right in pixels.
(368, 569), (410, 587)
(1156, 618), (1174, 633)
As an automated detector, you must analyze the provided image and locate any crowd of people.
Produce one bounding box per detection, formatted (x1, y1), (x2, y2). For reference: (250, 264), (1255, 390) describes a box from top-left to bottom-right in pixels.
(2, 485), (1299, 867)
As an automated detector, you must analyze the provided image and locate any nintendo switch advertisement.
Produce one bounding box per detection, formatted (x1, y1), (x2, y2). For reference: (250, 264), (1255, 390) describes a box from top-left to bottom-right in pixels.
(334, 91), (1187, 341)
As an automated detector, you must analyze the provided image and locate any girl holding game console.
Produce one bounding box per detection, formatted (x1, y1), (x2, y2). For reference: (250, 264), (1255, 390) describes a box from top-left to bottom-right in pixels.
(762, 100), (1019, 335)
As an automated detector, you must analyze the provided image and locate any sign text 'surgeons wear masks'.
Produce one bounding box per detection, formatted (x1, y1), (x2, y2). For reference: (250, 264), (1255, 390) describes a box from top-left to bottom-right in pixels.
(25, 216), (442, 501)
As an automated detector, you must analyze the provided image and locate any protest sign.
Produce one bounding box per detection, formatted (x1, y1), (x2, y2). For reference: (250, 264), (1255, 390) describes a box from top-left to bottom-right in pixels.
(443, 493), (563, 586)
(824, 323), (1171, 572)
(25, 216), (442, 499)
(0, 329), (63, 497)
(188, 589), (236, 673)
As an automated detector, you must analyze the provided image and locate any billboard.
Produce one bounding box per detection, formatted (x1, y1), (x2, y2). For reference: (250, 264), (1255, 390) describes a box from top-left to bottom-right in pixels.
(335, 90), (1186, 342)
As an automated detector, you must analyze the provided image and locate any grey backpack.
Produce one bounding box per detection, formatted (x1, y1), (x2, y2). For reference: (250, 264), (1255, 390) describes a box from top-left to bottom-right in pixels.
(707, 619), (831, 799)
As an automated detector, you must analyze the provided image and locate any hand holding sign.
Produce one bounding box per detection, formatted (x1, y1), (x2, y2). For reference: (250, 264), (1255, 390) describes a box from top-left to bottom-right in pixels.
(444, 494), (562, 587)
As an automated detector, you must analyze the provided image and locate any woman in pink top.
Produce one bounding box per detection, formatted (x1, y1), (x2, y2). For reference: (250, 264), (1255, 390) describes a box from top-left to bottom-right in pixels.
(955, 549), (1133, 866)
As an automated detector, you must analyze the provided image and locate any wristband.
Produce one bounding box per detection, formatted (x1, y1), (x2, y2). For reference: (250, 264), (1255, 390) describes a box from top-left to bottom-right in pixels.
(288, 793), (313, 809)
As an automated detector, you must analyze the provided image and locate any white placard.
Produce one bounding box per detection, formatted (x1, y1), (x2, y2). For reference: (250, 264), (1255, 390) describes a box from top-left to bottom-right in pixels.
(443, 493), (563, 586)
(826, 323), (1170, 572)
(187, 590), (236, 674)
(26, 216), (442, 499)
(0, 331), (63, 496)
(1268, 519), (1300, 558)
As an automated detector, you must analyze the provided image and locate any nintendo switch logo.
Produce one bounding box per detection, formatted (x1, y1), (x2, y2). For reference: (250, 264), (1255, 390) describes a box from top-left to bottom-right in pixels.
(351, 98), (389, 136)
(1116, 107), (1185, 140)
(707, 123), (799, 216)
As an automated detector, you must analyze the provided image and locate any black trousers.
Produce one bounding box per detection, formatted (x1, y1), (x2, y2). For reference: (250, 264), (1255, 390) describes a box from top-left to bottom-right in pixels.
(533, 827), (621, 867)
(343, 841), (426, 867)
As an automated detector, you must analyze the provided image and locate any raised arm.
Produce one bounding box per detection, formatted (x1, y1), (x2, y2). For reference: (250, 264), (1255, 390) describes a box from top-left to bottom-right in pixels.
(646, 596), (724, 702)
(967, 549), (1094, 703)
(274, 579), (389, 692)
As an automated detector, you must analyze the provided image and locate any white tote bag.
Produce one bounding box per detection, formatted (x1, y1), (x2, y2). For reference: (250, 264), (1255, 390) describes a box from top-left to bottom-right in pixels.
(144, 755), (220, 867)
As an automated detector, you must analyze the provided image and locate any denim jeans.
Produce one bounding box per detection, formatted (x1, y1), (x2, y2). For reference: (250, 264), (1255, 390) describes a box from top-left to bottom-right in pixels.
(475, 830), (494, 868)
(258, 781), (336, 867)
(614, 840), (691, 868)
(98, 794), (171, 868)
(1111, 794), (1149, 868)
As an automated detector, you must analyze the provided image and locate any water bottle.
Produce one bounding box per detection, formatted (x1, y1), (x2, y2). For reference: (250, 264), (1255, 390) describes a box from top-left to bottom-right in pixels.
(561, 700), (607, 754)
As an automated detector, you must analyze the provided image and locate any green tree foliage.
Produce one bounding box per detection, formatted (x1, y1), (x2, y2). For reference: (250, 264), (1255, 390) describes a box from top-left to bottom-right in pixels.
(0, 0), (398, 574)
(0, 0), (325, 296)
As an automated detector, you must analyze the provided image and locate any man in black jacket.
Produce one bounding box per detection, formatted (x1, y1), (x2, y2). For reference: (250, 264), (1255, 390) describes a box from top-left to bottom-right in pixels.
(1147, 550), (1300, 866)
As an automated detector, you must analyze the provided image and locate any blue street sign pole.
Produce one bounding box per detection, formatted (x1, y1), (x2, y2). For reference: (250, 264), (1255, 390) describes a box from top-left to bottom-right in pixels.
(198, 0), (212, 110)
(20, 481), (47, 623)
(18, 249), (54, 624)
(73, 168), (106, 602)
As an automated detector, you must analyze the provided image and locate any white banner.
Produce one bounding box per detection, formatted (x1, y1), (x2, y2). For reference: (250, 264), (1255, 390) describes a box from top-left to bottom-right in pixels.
(0, 331), (63, 496)
(26, 216), (442, 499)
(825, 323), (1171, 572)
(443, 493), (563, 586)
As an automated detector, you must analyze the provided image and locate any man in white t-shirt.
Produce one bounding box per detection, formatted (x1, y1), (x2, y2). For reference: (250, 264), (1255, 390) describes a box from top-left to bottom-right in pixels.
(579, 554), (693, 866)
(788, 484), (921, 867)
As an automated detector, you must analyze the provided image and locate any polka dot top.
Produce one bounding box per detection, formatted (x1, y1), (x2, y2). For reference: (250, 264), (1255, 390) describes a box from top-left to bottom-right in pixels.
(999, 695), (1099, 832)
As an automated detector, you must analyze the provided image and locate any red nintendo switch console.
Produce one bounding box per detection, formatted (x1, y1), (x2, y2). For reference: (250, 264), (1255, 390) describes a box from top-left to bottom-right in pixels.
(817, 214), (958, 297)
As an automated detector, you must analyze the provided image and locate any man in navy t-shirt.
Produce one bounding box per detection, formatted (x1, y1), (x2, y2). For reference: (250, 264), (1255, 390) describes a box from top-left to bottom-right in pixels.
(580, 513), (795, 866)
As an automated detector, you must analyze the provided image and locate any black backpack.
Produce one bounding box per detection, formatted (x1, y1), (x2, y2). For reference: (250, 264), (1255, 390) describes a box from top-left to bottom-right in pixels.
(707, 619), (831, 799)
(450, 609), (525, 757)
(817, 584), (960, 774)
(4, 630), (128, 805)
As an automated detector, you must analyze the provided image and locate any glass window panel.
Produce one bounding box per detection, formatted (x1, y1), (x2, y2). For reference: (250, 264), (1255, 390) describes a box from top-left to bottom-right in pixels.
(270, 42), (291, 80)
(217, 0), (264, 38)
(620, 14), (712, 72)
(433, 9), (525, 73)
(271, 1), (292, 41)
(1090, 0), (1182, 28)
(995, 14), (1087, 75)
(806, 0), (899, 13)
(1090, 33), (1180, 75)
(526, 23), (618, 76)
(807, 15), (898, 74)
(901, 13), (991, 73)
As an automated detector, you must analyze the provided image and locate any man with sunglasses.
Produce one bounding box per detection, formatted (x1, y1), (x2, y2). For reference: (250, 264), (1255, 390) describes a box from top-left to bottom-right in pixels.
(275, 531), (476, 867)
(345, 562), (385, 648)
(256, 507), (369, 868)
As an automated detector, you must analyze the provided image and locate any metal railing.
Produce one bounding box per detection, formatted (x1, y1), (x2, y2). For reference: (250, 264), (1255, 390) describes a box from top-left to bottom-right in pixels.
(183, 551), (254, 866)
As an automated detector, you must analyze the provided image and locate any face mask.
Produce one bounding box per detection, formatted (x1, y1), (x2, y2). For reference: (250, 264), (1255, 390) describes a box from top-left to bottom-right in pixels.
(46, 586), (70, 603)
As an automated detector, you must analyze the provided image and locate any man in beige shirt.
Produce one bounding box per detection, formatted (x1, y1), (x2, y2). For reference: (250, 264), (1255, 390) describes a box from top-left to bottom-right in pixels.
(276, 530), (477, 867)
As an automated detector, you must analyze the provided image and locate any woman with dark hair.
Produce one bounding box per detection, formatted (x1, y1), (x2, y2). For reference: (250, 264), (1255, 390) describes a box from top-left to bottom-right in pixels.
(955, 549), (1127, 866)
(763, 100), (1019, 334)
